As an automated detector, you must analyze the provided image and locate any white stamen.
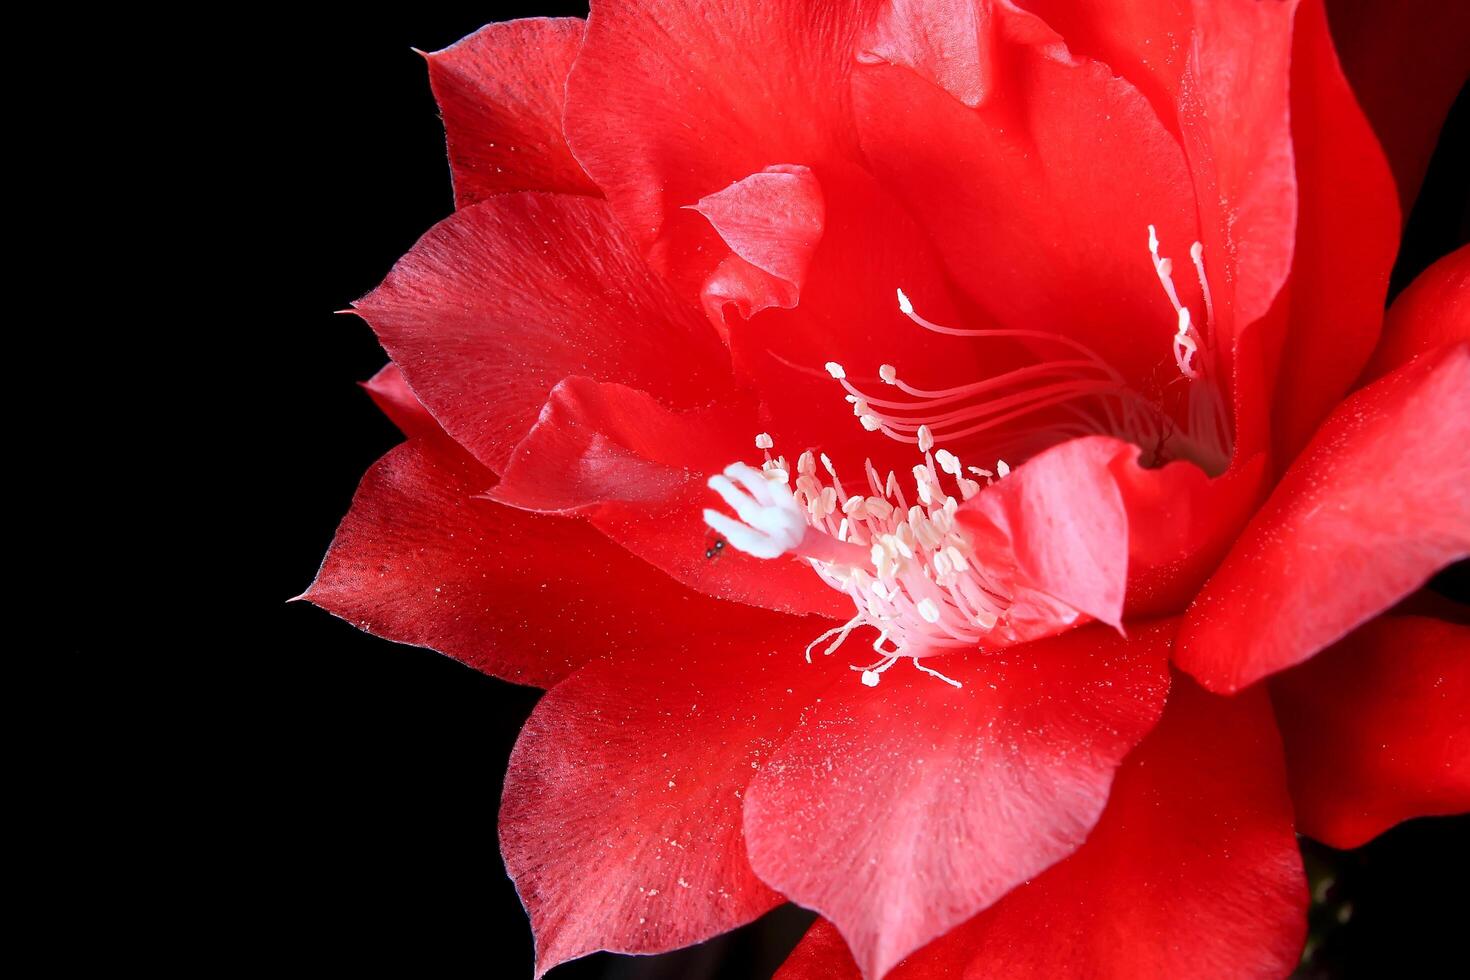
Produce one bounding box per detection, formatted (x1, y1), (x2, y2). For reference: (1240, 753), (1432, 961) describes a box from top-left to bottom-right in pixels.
(917, 425), (934, 453)
(879, 364), (898, 385)
(996, 459), (1010, 478)
(896, 288), (914, 315)
(754, 432), (773, 450)
(825, 361), (846, 379)
(912, 658), (963, 688)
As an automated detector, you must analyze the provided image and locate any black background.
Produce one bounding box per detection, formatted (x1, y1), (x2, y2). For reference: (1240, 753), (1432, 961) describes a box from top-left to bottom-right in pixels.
(262, 5), (1468, 977)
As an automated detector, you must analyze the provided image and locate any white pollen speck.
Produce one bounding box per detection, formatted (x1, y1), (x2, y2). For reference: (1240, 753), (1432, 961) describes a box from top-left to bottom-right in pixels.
(917, 425), (934, 453)
(668, 780), (675, 789)
(755, 432), (773, 449)
(917, 598), (941, 623)
(896, 288), (914, 315)
(678, 877), (690, 888)
(824, 361), (846, 379)
(861, 669), (881, 687)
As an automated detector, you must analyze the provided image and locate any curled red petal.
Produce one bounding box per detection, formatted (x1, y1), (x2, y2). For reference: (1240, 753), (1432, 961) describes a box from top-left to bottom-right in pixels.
(500, 618), (839, 976)
(489, 377), (853, 619)
(687, 165), (825, 322)
(1272, 614), (1470, 849)
(744, 622), (1172, 979)
(958, 436), (1269, 634)
(1114, 448), (1268, 616)
(425, 18), (599, 204)
(1177, 343), (1470, 692)
(777, 677), (1306, 980)
(960, 436), (1131, 630)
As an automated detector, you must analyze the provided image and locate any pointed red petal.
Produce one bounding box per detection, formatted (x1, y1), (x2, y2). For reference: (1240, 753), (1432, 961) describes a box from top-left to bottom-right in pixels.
(744, 622), (1172, 978)
(500, 618), (838, 976)
(304, 438), (755, 688)
(777, 677), (1306, 980)
(1177, 344), (1470, 691)
(1272, 614), (1470, 849)
(425, 18), (599, 205)
(353, 193), (731, 475)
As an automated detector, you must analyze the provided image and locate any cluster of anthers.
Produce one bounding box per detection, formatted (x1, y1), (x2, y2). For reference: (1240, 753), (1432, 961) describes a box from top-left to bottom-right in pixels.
(703, 228), (1227, 688)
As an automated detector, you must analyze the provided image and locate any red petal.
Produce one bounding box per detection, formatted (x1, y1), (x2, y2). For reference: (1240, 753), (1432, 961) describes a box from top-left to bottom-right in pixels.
(490, 377), (853, 619)
(851, 3), (1203, 398)
(687, 165), (825, 321)
(960, 437), (1131, 631)
(500, 618), (840, 976)
(1177, 344), (1470, 692)
(859, 0), (997, 108)
(1011, 0), (1189, 126)
(303, 437), (752, 688)
(563, 0), (877, 274)
(360, 363), (442, 443)
(1014, 2), (1395, 470)
(1266, 0), (1401, 464)
(1272, 614), (1470, 849)
(744, 622), (1172, 978)
(353, 192), (732, 474)
(1326, 0), (1470, 214)
(1114, 449), (1269, 617)
(958, 436), (1270, 634)
(424, 18), (599, 205)
(777, 677), (1306, 980)
(722, 161), (983, 481)
(1360, 245), (1470, 385)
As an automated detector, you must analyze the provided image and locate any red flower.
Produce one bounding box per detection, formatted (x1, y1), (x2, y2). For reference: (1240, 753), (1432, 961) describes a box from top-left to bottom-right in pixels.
(303, 2), (1470, 977)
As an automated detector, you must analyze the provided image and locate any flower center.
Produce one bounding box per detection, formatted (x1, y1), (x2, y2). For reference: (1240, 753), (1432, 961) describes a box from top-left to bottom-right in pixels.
(703, 228), (1229, 687)
(833, 227), (1230, 476)
(704, 443), (996, 689)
